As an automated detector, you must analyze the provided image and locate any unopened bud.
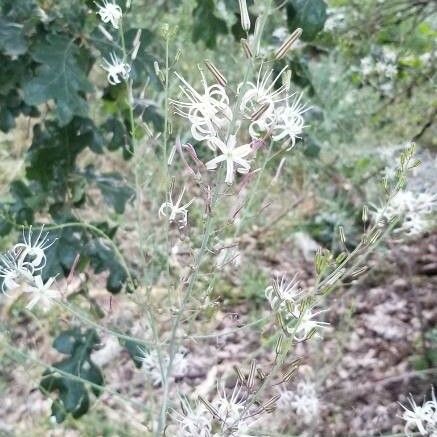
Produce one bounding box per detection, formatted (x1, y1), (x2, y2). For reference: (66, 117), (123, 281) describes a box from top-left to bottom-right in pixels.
(368, 229), (382, 245)
(175, 49), (182, 63)
(98, 24), (113, 42)
(204, 60), (227, 86)
(351, 266), (369, 278)
(154, 61), (161, 77)
(283, 69), (292, 92)
(362, 205), (369, 223)
(199, 396), (220, 419)
(281, 364), (299, 382)
(257, 368), (266, 381)
(324, 268), (346, 287)
(247, 359), (256, 390)
(275, 334), (284, 356)
(274, 28), (302, 60)
(253, 17), (262, 56)
(241, 38), (253, 59)
(251, 102), (270, 121)
(131, 29), (142, 60)
(234, 365), (246, 385)
(335, 252), (347, 265)
(409, 159), (421, 169)
(238, 0), (251, 32)
(338, 225), (346, 244)
(262, 395), (281, 411)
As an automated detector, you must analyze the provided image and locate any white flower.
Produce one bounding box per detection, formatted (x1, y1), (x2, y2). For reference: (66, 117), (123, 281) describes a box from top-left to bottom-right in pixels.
(375, 60), (389, 75)
(137, 348), (188, 386)
(171, 71), (232, 142)
(420, 52), (431, 65)
(159, 187), (194, 228)
(375, 190), (436, 236)
(214, 382), (245, 425)
(382, 47), (397, 63)
(384, 64), (397, 78)
(13, 226), (55, 272)
(271, 93), (309, 148)
(212, 381), (256, 434)
(239, 66), (289, 120)
(360, 56), (374, 76)
(239, 66), (293, 140)
(95, 0), (122, 29)
(277, 381), (320, 425)
(265, 275), (328, 341)
(101, 53), (131, 85)
(400, 390), (437, 436)
(290, 381), (320, 425)
(265, 274), (303, 312)
(286, 306), (329, 342)
(25, 275), (58, 311)
(205, 135), (252, 184)
(0, 251), (34, 295)
(248, 112), (276, 139)
(173, 397), (212, 437)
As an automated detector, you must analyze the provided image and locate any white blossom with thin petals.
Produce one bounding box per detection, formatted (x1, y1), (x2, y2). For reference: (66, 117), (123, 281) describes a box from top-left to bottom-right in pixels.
(205, 135), (252, 184)
(400, 389), (437, 436)
(271, 93), (309, 148)
(101, 53), (131, 85)
(286, 306), (329, 341)
(212, 381), (257, 434)
(159, 187), (194, 228)
(278, 380), (320, 425)
(265, 274), (303, 311)
(265, 275), (329, 341)
(0, 251), (34, 295)
(173, 397), (212, 437)
(25, 275), (59, 311)
(137, 348), (188, 387)
(375, 190), (436, 236)
(13, 225), (56, 272)
(95, 0), (122, 29)
(239, 67), (288, 119)
(171, 71), (232, 142)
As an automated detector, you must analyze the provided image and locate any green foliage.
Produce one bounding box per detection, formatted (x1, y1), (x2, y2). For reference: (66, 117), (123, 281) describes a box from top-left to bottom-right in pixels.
(286, 0), (327, 41)
(121, 338), (144, 368)
(0, 18), (27, 57)
(192, 0), (227, 49)
(86, 239), (128, 294)
(0, 0), (144, 295)
(40, 328), (104, 423)
(23, 36), (93, 126)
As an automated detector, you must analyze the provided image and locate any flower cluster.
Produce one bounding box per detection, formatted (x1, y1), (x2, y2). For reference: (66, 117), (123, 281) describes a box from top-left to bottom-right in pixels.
(376, 190), (436, 236)
(360, 47), (398, 96)
(175, 365), (281, 437)
(265, 275), (329, 341)
(171, 64), (309, 184)
(400, 388), (437, 436)
(137, 347), (188, 387)
(173, 397), (212, 437)
(94, 1), (131, 85)
(278, 380), (320, 425)
(0, 227), (58, 311)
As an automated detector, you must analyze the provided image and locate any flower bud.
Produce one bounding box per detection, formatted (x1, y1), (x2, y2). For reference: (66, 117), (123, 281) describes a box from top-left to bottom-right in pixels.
(204, 60), (227, 86)
(239, 0), (251, 32)
(274, 28), (302, 60)
(247, 359), (257, 390)
(241, 38), (253, 59)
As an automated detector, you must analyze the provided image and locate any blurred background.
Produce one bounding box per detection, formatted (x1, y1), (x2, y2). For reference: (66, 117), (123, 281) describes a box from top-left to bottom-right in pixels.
(0, 0), (436, 435)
